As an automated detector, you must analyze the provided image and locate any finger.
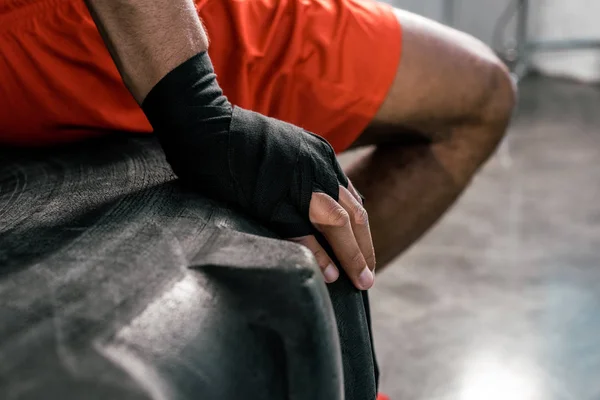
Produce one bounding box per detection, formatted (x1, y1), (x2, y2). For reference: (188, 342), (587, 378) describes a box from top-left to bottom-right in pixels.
(338, 185), (376, 272)
(288, 235), (339, 283)
(309, 192), (374, 290)
(346, 179), (363, 205)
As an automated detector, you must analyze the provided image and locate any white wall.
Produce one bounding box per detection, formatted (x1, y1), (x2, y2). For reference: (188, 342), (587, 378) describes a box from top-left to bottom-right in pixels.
(385, 0), (600, 83)
(529, 0), (600, 83)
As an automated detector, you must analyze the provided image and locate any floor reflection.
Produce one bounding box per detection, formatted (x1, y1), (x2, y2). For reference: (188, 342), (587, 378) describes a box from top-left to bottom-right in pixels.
(459, 352), (541, 400)
(358, 77), (600, 399)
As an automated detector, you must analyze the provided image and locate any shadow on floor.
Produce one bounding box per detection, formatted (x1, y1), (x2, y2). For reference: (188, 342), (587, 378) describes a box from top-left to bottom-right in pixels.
(346, 76), (600, 400)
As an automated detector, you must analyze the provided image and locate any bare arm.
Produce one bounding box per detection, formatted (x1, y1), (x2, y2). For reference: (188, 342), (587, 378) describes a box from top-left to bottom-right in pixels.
(83, 0), (375, 290)
(83, 0), (209, 103)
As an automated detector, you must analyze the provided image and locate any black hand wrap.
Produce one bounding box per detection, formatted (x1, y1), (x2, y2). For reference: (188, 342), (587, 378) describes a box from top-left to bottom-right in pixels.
(142, 52), (348, 238)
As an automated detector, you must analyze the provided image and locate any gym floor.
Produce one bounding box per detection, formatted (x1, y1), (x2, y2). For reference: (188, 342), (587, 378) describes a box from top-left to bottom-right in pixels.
(341, 75), (600, 400)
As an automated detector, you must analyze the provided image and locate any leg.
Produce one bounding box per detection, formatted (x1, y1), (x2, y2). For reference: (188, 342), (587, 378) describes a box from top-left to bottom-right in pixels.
(345, 8), (517, 270)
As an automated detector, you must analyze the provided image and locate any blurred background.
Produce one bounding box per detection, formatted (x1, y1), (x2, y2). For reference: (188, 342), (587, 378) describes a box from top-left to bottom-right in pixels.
(385, 0), (600, 82)
(339, 1), (600, 399)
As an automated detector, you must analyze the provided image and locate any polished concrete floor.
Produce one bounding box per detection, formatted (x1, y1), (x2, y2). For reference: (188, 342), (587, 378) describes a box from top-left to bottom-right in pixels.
(343, 76), (600, 400)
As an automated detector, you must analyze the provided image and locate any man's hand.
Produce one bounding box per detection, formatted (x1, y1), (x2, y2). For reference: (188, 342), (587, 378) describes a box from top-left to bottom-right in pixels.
(83, 0), (376, 290)
(139, 52), (376, 291)
(290, 181), (376, 290)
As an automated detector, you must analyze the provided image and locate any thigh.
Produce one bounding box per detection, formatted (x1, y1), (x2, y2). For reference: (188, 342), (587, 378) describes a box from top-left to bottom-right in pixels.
(0, 0), (151, 146)
(351, 8), (510, 149)
(200, 0), (402, 154)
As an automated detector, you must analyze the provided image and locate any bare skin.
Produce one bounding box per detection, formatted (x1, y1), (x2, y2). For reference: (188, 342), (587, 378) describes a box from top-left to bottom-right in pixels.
(83, 0), (376, 290)
(345, 9), (517, 269)
(83, 0), (209, 102)
(83, 1), (516, 288)
(291, 10), (517, 277)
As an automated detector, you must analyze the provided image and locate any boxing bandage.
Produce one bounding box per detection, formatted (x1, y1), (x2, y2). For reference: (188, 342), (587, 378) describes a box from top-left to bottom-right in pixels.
(142, 52), (348, 238)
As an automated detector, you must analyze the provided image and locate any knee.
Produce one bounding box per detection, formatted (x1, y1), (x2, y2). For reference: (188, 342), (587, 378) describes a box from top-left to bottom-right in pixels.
(449, 58), (517, 182)
(477, 60), (518, 141)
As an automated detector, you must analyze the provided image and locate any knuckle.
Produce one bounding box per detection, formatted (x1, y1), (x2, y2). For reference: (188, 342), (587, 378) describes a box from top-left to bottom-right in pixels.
(350, 251), (365, 267)
(311, 246), (325, 261)
(365, 252), (376, 268)
(328, 205), (350, 227)
(353, 205), (369, 226)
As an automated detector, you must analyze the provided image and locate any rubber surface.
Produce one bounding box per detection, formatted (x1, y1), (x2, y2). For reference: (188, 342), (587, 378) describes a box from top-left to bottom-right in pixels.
(0, 135), (377, 400)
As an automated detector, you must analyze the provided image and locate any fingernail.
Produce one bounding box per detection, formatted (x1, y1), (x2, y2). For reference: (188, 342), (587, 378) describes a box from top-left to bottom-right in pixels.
(323, 264), (339, 283)
(358, 267), (374, 290)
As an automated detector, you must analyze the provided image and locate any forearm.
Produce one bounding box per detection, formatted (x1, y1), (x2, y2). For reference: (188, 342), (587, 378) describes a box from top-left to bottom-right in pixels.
(84, 0), (209, 103)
